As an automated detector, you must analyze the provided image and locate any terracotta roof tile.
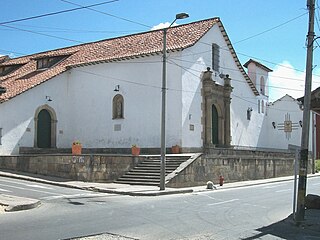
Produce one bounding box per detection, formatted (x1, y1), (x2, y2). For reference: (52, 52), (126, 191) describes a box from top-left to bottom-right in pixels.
(0, 17), (257, 102)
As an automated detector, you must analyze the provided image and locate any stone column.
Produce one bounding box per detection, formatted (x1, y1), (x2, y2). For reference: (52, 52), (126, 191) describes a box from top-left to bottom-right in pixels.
(202, 68), (215, 147)
(224, 75), (233, 147)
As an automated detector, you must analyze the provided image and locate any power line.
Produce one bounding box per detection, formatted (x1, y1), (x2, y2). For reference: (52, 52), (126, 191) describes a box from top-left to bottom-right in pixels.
(60, 0), (151, 28)
(166, 59), (304, 93)
(0, 0), (119, 25)
(2, 23), (142, 34)
(232, 12), (308, 45)
(168, 56), (318, 84)
(72, 67), (302, 113)
(1, 24), (84, 44)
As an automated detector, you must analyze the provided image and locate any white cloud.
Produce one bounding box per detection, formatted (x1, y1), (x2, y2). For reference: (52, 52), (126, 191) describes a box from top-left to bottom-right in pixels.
(268, 61), (320, 102)
(151, 22), (178, 30)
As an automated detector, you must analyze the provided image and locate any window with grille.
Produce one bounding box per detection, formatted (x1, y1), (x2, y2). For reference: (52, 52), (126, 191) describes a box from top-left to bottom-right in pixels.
(212, 43), (220, 72)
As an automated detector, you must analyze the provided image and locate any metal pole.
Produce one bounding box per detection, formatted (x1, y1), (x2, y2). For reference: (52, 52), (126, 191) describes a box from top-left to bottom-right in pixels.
(293, 149), (299, 220)
(159, 13), (188, 191)
(296, 0), (315, 223)
(160, 28), (167, 191)
(312, 111), (316, 174)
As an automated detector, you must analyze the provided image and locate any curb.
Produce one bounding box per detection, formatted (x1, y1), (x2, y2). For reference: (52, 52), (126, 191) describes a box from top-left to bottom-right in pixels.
(85, 186), (194, 196)
(5, 200), (41, 212)
(0, 194), (41, 212)
(0, 171), (319, 197)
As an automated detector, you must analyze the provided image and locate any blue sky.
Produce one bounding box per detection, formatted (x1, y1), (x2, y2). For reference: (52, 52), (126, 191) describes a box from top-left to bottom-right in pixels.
(1, 0), (319, 101)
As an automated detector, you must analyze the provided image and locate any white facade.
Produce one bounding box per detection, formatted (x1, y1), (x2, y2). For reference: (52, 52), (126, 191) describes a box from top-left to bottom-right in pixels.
(258, 94), (311, 150)
(0, 20), (305, 155)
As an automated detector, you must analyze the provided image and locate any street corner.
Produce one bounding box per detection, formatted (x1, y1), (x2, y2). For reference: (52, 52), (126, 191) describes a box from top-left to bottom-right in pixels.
(0, 194), (41, 212)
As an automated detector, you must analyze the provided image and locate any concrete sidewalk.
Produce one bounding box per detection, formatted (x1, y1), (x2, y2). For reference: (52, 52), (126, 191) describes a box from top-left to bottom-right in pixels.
(0, 170), (319, 209)
(0, 170), (319, 239)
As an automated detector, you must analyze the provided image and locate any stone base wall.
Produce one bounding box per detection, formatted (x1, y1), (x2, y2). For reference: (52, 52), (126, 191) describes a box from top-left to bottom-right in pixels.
(0, 149), (313, 186)
(167, 150), (311, 188)
(0, 154), (143, 182)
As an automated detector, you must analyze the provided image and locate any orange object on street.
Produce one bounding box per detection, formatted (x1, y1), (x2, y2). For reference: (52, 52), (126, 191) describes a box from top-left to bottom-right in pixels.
(219, 175), (224, 186)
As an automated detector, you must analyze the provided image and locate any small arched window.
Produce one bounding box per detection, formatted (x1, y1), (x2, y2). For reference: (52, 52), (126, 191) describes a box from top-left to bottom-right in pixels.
(260, 76), (265, 95)
(112, 94), (124, 119)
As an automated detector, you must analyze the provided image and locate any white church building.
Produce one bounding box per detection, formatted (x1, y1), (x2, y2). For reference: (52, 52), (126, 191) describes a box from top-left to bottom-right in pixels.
(0, 17), (306, 155)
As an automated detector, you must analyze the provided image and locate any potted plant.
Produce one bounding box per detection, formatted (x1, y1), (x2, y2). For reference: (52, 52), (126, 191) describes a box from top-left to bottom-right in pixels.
(171, 144), (181, 154)
(131, 144), (140, 156)
(72, 140), (82, 155)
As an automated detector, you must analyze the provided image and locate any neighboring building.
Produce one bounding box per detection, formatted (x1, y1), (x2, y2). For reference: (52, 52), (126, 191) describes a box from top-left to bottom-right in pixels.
(0, 17), (305, 155)
(298, 87), (320, 158)
(260, 94), (304, 150)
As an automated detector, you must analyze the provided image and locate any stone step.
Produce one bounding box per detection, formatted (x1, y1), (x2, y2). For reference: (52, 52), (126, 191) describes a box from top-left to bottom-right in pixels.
(114, 180), (159, 186)
(127, 171), (160, 176)
(134, 166), (177, 170)
(117, 177), (160, 183)
(115, 155), (191, 186)
(136, 163), (181, 168)
(142, 159), (185, 164)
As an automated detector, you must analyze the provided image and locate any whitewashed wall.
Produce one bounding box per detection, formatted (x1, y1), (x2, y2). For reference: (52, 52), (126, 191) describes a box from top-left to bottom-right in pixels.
(0, 74), (69, 155)
(66, 56), (183, 149)
(1, 23), (300, 155)
(258, 95), (310, 150)
(0, 54), (188, 155)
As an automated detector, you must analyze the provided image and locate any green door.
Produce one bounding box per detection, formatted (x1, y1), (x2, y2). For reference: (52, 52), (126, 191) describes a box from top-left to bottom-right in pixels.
(37, 109), (51, 148)
(212, 104), (219, 145)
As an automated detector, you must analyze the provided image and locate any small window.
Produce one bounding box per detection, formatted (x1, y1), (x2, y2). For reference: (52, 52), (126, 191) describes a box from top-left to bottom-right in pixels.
(0, 65), (21, 76)
(247, 108), (252, 120)
(212, 43), (220, 72)
(260, 76), (265, 95)
(258, 100), (261, 113)
(113, 94), (124, 119)
(36, 56), (66, 70)
(0, 128), (2, 145)
(261, 100), (264, 113)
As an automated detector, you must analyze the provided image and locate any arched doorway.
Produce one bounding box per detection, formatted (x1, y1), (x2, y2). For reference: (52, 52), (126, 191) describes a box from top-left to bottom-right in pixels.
(34, 105), (57, 148)
(212, 104), (219, 145)
(202, 68), (232, 147)
(37, 109), (51, 148)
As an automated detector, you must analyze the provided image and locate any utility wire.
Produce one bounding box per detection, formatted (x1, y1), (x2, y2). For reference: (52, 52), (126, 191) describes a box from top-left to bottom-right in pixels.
(167, 59), (304, 93)
(232, 12), (308, 45)
(1, 24), (84, 44)
(0, 0), (119, 25)
(72, 67), (302, 112)
(60, 0), (151, 28)
(169, 56), (319, 84)
(1, 23), (141, 34)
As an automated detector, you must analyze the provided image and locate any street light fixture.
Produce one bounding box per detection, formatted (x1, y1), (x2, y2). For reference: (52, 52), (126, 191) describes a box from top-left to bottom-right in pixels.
(160, 13), (189, 191)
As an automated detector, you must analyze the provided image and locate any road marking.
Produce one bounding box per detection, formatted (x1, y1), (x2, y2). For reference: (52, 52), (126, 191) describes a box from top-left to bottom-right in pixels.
(40, 193), (107, 200)
(0, 187), (12, 192)
(0, 183), (57, 195)
(208, 199), (239, 206)
(275, 189), (291, 193)
(244, 203), (267, 209)
(263, 184), (287, 189)
(25, 184), (53, 190)
(0, 179), (54, 189)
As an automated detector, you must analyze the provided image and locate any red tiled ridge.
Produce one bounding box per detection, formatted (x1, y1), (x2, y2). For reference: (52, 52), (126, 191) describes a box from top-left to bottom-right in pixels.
(0, 17), (257, 102)
(0, 18), (218, 103)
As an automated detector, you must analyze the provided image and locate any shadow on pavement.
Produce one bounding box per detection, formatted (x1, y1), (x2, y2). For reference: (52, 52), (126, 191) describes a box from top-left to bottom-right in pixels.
(242, 211), (320, 240)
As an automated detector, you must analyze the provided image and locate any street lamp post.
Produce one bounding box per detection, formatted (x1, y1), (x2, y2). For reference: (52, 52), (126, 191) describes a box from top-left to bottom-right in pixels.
(160, 13), (189, 191)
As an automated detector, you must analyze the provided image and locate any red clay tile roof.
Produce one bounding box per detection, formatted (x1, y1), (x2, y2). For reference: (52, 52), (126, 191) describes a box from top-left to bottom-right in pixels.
(0, 17), (258, 103)
(244, 59), (273, 72)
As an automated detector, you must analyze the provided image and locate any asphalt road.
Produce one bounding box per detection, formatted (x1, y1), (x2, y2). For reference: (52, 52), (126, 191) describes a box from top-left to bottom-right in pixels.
(0, 176), (319, 240)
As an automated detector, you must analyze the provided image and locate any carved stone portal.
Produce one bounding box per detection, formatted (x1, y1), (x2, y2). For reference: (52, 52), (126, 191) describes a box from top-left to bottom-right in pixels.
(201, 68), (233, 147)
